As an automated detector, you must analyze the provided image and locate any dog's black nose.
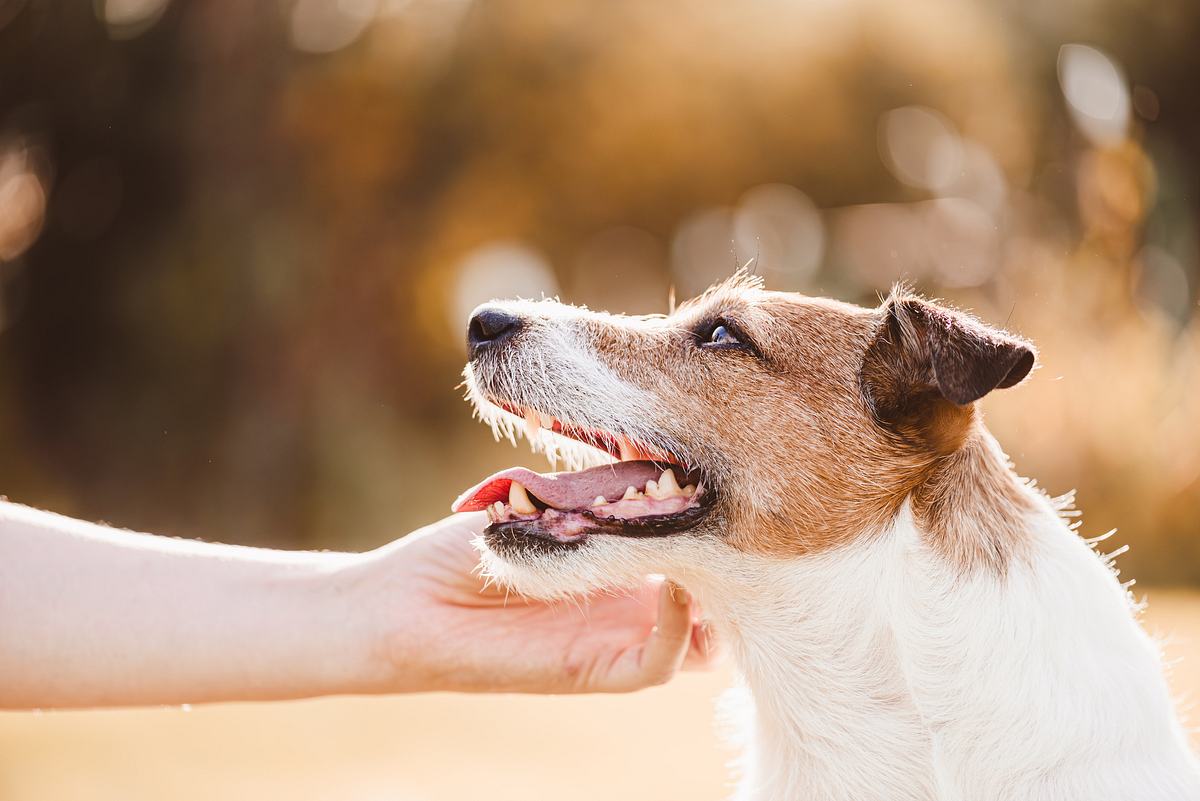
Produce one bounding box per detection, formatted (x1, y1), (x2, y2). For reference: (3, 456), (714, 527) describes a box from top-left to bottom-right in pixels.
(467, 306), (522, 353)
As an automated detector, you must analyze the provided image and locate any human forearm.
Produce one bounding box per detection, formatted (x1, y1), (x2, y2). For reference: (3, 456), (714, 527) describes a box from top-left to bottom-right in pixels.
(0, 502), (386, 708)
(0, 503), (710, 708)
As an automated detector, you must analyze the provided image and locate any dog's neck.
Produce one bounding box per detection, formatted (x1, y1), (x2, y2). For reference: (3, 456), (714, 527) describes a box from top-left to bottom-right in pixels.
(683, 431), (1198, 801)
(698, 506), (941, 800)
(908, 427), (1037, 573)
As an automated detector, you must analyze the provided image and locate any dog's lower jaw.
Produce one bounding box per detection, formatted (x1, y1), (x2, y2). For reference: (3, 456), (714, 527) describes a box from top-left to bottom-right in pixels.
(693, 499), (1200, 801)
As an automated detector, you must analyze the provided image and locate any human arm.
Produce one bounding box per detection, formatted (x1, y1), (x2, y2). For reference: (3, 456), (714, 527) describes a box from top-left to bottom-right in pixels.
(0, 502), (712, 708)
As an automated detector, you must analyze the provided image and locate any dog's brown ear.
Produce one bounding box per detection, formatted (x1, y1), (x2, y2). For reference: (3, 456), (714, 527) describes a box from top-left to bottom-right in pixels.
(861, 294), (1035, 435)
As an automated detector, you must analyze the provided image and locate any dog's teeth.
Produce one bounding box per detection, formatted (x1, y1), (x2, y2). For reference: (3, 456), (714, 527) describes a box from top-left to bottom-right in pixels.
(658, 469), (682, 496)
(592, 495), (608, 506)
(682, 484), (696, 496)
(509, 481), (538, 515)
(621, 485), (640, 501)
(619, 438), (637, 462)
(522, 408), (541, 441)
(538, 411), (554, 429)
(646, 471), (683, 500)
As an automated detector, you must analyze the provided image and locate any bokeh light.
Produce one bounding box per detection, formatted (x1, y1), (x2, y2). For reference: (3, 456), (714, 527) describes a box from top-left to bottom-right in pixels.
(944, 140), (1007, 214)
(290, 0), (379, 54)
(1136, 244), (1190, 322)
(670, 208), (739, 298)
(732, 184), (824, 290)
(1058, 43), (1132, 146)
(880, 106), (964, 193)
(0, 144), (46, 263)
(95, 0), (170, 39)
(449, 241), (559, 347)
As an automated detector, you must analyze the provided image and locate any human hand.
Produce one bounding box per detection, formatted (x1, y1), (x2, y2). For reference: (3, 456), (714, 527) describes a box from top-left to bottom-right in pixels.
(352, 513), (718, 694)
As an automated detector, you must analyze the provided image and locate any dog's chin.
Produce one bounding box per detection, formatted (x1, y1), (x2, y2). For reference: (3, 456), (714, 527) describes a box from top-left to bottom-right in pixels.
(474, 532), (664, 601)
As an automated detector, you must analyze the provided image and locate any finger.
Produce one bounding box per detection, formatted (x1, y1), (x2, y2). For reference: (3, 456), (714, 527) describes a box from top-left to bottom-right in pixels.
(605, 580), (693, 692)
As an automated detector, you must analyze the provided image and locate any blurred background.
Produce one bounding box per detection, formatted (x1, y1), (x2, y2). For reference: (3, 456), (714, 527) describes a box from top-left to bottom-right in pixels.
(1, 0), (1199, 798)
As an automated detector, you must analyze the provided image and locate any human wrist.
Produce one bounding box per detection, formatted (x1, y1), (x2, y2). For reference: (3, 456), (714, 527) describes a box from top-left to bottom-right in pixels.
(259, 550), (395, 699)
(328, 543), (440, 695)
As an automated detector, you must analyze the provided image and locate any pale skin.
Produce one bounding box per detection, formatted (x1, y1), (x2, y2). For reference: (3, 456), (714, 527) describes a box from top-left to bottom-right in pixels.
(0, 501), (715, 709)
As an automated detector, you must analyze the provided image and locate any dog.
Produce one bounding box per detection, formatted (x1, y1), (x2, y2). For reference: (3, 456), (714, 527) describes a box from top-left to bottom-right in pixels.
(452, 274), (1200, 801)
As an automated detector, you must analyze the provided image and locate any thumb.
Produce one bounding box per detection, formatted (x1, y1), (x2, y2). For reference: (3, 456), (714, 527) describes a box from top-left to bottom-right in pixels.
(602, 580), (692, 692)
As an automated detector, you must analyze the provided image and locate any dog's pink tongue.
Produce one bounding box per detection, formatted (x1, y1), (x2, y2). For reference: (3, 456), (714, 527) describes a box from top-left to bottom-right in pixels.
(452, 461), (670, 512)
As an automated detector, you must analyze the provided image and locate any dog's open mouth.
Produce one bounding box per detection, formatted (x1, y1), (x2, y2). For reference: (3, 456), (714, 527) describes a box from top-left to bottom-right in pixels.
(452, 402), (713, 547)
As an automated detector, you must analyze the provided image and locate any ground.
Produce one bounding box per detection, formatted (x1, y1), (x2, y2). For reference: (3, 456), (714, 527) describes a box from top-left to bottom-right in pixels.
(1, 590), (1197, 801)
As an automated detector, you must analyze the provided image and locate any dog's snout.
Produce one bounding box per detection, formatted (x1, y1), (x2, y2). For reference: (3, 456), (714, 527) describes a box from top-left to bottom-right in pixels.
(467, 306), (523, 354)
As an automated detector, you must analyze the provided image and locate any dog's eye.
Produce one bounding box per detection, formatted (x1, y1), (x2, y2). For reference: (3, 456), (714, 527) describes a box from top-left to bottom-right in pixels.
(697, 320), (748, 349)
(709, 324), (739, 345)
(692, 317), (756, 355)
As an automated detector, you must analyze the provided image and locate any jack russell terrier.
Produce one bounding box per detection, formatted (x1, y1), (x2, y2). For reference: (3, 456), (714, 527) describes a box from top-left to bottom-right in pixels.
(452, 274), (1200, 801)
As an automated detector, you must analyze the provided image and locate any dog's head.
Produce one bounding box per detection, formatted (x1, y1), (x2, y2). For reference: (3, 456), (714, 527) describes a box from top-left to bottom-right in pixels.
(455, 274), (1035, 597)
